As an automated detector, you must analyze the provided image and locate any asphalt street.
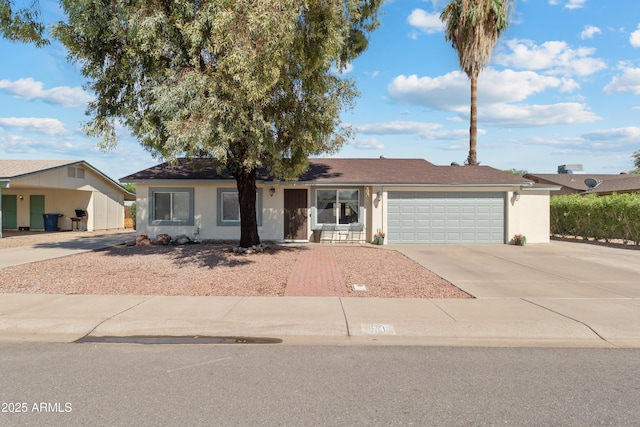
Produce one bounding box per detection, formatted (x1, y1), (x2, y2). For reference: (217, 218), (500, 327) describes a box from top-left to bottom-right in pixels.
(1, 344), (639, 426)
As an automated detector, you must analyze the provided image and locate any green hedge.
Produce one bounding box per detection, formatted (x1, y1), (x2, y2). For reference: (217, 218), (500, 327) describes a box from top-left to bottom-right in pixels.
(550, 193), (640, 244)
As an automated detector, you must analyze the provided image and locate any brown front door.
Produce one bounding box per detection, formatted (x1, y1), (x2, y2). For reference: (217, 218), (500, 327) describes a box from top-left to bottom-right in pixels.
(284, 189), (308, 240)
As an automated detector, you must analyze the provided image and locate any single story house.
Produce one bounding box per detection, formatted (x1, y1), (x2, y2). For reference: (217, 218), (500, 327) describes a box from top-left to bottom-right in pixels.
(121, 157), (556, 244)
(1, 160), (135, 238)
(524, 173), (640, 196)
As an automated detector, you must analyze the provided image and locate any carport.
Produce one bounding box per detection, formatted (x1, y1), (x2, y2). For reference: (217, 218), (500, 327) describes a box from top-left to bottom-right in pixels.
(0, 160), (135, 238)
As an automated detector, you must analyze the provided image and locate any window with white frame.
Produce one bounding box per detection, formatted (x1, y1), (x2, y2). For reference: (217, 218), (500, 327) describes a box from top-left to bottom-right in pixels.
(316, 189), (359, 224)
(149, 188), (194, 225)
(217, 188), (262, 226)
(221, 191), (240, 222)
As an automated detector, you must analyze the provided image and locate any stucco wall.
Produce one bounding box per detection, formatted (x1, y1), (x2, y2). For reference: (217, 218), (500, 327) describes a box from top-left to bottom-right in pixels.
(133, 183), (552, 244)
(506, 190), (551, 244)
(3, 165), (126, 231)
(136, 183), (285, 241)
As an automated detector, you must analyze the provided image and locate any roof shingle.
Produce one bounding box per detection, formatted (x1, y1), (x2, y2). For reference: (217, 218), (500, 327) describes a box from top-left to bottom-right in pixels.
(0, 160), (81, 179)
(121, 157), (532, 185)
(525, 173), (640, 194)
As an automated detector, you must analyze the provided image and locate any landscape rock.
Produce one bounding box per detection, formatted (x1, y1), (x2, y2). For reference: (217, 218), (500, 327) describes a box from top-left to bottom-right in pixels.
(153, 234), (172, 245)
(174, 234), (192, 245)
(134, 234), (151, 246)
(232, 244), (268, 254)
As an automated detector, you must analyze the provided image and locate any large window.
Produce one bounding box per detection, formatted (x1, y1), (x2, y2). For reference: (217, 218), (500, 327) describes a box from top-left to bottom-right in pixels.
(217, 188), (262, 226)
(316, 189), (359, 225)
(221, 191), (240, 222)
(149, 188), (194, 225)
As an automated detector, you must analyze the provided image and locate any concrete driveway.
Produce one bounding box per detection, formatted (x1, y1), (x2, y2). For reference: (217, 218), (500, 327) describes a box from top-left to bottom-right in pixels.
(393, 241), (640, 299)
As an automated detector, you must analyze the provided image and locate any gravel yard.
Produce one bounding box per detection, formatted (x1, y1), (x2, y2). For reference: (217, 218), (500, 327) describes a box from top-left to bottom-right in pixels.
(0, 232), (470, 298)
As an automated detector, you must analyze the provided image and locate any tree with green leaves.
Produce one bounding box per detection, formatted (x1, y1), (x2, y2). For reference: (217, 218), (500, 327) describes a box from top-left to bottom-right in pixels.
(54, 0), (381, 247)
(632, 150), (640, 172)
(1, 0), (48, 45)
(504, 168), (527, 177)
(440, 0), (512, 166)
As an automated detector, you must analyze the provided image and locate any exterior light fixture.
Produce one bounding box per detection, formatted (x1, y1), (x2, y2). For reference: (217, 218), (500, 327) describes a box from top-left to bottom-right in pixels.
(269, 187), (275, 197)
(19, 195), (24, 200)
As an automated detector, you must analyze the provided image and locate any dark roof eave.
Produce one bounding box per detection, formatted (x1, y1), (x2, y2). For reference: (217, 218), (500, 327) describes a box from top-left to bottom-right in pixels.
(297, 181), (531, 186)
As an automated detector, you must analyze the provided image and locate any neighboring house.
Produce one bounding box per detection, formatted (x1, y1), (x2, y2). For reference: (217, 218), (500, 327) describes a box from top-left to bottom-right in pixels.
(121, 157), (556, 244)
(0, 160), (135, 238)
(524, 173), (640, 196)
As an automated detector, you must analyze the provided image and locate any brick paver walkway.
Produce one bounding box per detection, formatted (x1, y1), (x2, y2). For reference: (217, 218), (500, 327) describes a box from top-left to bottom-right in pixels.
(284, 245), (348, 296)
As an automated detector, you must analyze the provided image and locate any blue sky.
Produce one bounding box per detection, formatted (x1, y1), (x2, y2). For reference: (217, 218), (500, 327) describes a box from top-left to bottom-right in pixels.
(2, 0), (640, 181)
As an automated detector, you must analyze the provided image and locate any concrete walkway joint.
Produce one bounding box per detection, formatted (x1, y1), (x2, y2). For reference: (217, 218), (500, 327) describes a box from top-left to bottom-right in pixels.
(0, 234), (639, 347)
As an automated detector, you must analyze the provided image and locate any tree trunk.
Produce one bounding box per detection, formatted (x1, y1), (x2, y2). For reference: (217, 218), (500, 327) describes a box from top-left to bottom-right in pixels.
(467, 72), (478, 166)
(234, 167), (261, 248)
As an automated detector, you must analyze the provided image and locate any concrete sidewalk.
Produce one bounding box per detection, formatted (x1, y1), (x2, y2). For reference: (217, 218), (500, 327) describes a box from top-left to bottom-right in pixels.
(0, 231), (135, 268)
(1, 234), (638, 347)
(1, 293), (639, 347)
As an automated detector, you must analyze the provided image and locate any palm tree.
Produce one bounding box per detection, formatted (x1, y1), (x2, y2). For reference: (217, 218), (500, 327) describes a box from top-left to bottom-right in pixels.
(440, 0), (512, 165)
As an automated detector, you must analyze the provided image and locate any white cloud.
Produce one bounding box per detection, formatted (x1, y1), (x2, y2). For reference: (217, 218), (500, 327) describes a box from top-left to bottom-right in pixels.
(580, 25), (602, 40)
(604, 67), (640, 94)
(353, 121), (443, 136)
(494, 39), (607, 76)
(0, 117), (67, 135)
(0, 78), (93, 108)
(388, 69), (600, 127)
(351, 120), (482, 140)
(550, 0), (586, 9)
(582, 126), (640, 143)
(331, 63), (354, 75)
(478, 102), (601, 127)
(351, 137), (385, 150)
(407, 9), (444, 35)
(389, 69), (569, 110)
(630, 24), (640, 48)
(0, 134), (74, 154)
(565, 0), (587, 9)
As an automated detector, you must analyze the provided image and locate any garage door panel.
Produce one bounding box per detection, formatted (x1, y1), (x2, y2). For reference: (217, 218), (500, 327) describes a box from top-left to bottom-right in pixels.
(401, 206), (416, 214)
(461, 205), (476, 214)
(431, 219), (445, 227)
(388, 192), (504, 243)
(447, 219), (461, 227)
(401, 219), (416, 227)
(388, 205), (401, 215)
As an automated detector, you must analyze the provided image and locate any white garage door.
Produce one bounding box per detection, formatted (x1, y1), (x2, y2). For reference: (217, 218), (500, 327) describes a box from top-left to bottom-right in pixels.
(387, 192), (505, 243)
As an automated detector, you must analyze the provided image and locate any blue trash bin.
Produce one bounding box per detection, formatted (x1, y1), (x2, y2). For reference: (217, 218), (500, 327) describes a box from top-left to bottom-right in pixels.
(43, 213), (63, 232)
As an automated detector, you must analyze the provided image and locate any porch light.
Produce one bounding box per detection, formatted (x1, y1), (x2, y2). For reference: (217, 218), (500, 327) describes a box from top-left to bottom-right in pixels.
(269, 187), (275, 197)
(19, 195), (23, 200)
(514, 191), (520, 201)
